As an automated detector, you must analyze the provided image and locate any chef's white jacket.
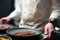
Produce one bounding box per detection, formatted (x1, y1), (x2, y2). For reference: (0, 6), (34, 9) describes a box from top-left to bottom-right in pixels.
(7, 0), (60, 29)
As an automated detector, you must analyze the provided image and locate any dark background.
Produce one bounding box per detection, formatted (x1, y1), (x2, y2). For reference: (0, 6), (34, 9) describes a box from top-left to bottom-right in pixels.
(0, 0), (15, 25)
(0, 0), (14, 18)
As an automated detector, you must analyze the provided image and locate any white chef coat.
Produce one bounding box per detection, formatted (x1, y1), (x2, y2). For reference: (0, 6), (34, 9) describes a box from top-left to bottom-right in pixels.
(50, 10), (60, 19)
(7, 0), (51, 29)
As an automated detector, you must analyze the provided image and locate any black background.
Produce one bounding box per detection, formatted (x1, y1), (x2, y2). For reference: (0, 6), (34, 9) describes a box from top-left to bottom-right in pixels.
(0, 0), (14, 18)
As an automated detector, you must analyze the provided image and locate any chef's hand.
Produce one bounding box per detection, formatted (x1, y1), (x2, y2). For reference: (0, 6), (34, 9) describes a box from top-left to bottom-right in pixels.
(0, 17), (12, 24)
(44, 23), (55, 38)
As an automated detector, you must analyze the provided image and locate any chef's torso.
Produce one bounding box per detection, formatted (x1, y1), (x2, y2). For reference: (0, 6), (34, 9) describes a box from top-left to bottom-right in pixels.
(18, 0), (51, 29)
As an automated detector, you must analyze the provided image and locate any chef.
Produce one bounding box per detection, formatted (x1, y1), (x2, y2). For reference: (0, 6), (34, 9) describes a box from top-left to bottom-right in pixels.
(0, 0), (57, 38)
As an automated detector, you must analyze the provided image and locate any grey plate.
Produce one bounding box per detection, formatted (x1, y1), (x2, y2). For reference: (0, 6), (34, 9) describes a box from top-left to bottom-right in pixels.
(6, 28), (41, 36)
(0, 24), (16, 28)
(6, 28), (48, 39)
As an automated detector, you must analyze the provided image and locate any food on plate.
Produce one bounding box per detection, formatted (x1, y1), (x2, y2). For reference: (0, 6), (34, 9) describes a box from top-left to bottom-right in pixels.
(14, 31), (35, 36)
(0, 25), (10, 30)
(0, 36), (10, 40)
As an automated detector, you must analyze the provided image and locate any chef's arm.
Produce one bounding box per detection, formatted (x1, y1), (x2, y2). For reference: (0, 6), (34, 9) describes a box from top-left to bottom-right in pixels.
(7, 1), (22, 20)
(44, 10), (59, 38)
(7, 7), (22, 20)
(48, 10), (60, 27)
(0, 7), (22, 24)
